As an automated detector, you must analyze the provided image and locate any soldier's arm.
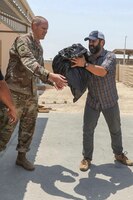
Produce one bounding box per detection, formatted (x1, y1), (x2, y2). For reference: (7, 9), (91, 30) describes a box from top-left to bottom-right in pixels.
(15, 37), (67, 89)
(16, 37), (50, 83)
(0, 80), (17, 123)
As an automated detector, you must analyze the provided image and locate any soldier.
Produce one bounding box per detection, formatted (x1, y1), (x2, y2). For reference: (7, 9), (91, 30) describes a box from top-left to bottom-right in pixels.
(0, 16), (67, 171)
(0, 70), (17, 124)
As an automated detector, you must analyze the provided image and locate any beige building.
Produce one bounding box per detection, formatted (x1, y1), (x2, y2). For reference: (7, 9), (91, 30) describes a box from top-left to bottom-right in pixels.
(0, 0), (34, 75)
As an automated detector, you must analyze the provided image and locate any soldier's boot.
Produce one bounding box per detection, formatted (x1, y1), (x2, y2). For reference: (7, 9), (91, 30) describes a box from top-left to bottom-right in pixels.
(16, 152), (35, 171)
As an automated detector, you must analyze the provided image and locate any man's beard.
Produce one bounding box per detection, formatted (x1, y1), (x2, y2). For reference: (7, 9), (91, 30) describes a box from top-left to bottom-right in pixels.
(89, 42), (101, 54)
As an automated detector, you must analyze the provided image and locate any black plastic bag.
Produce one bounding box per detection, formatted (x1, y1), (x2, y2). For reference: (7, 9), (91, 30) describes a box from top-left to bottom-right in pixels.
(52, 43), (91, 102)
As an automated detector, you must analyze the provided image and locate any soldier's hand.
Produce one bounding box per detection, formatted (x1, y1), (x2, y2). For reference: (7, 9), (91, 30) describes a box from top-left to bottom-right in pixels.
(7, 106), (17, 124)
(48, 73), (68, 90)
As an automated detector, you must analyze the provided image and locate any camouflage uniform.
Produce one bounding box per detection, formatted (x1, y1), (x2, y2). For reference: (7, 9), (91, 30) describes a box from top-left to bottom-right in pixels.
(0, 32), (51, 152)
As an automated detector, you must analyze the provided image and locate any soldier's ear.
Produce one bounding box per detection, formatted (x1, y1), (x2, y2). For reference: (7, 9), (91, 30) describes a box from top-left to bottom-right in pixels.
(31, 23), (37, 31)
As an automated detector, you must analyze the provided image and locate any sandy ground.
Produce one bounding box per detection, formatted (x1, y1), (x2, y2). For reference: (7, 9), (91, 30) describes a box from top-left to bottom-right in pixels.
(38, 82), (133, 114)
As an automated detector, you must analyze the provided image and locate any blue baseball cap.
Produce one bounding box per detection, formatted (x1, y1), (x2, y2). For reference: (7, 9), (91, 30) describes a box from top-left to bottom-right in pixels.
(84, 30), (105, 41)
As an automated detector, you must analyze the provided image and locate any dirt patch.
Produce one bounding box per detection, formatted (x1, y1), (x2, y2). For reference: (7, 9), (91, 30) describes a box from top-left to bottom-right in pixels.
(38, 82), (133, 114)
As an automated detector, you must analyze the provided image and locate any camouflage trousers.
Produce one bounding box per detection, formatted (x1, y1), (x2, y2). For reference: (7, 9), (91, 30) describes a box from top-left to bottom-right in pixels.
(0, 91), (38, 153)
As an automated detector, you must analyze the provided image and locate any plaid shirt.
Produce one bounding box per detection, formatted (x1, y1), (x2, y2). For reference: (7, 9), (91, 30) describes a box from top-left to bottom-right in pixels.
(87, 49), (118, 110)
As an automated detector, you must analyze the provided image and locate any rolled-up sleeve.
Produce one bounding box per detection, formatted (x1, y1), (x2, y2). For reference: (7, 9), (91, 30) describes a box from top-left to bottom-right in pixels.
(101, 52), (116, 72)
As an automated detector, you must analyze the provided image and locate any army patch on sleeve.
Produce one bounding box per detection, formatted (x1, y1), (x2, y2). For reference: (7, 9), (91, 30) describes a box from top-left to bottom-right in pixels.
(20, 45), (25, 52)
(18, 44), (29, 56)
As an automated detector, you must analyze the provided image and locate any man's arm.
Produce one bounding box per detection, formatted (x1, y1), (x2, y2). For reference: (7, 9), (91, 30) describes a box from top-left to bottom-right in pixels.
(0, 80), (17, 123)
(71, 52), (116, 77)
(83, 63), (107, 77)
(71, 56), (107, 77)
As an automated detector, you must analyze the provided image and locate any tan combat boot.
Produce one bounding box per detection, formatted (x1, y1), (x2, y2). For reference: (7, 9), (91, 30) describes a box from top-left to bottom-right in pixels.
(16, 152), (35, 171)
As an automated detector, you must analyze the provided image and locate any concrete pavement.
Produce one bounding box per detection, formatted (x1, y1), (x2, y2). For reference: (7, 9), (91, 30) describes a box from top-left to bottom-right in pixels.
(0, 112), (133, 200)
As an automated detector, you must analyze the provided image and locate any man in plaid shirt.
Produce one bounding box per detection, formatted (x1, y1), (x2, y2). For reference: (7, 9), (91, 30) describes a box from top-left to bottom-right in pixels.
(71, 30), (133, 171)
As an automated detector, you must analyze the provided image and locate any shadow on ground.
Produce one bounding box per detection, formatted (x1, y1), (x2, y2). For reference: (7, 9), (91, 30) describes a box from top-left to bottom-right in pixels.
(0, 115), (133, 200)
(0, 117), (81, 200)
(74, 163), (133, 200)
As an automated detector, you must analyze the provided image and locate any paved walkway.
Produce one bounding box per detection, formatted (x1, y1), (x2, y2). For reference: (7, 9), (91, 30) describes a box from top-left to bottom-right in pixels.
(0, 111), (133, 200)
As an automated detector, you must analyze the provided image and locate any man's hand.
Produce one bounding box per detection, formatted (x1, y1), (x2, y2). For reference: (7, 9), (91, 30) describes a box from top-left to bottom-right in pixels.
(7, 106), (17, 124)
(71, 56), (86, 68)
(48, 73), (68, 90)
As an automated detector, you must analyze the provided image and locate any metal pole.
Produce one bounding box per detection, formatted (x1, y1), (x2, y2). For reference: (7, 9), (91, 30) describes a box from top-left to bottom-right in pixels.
(123, 36), (127, 65)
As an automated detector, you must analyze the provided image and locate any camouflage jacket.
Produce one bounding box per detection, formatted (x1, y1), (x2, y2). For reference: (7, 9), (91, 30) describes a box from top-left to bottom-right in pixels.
(5, 32), (51, 95)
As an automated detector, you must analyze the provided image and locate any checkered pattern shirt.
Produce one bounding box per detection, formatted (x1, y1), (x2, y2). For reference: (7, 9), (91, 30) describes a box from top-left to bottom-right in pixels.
(87, 49), (118, 110)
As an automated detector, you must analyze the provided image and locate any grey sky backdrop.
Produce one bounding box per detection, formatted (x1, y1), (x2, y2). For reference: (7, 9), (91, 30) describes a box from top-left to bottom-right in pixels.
(27, 0), (133, 60)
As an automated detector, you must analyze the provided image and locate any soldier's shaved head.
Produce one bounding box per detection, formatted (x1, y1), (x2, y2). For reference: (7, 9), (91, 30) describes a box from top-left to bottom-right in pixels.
(32, 16), (48, 27)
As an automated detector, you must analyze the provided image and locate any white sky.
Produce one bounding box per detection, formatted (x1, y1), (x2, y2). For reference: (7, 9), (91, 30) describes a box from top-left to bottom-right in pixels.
(27, 0), (133, 59)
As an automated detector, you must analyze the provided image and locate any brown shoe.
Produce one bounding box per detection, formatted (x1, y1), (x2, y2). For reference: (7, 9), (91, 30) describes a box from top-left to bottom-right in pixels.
(16, 152), (35, 171)
(115, 152), (133, 166)
(79, 159), (91, 171)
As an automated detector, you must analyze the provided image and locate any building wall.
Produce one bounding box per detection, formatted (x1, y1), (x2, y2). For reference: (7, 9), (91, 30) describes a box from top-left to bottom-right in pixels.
(116, 58), (133, 65)
(0, 22), (19, 75)
(116, 64), (133, 87)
